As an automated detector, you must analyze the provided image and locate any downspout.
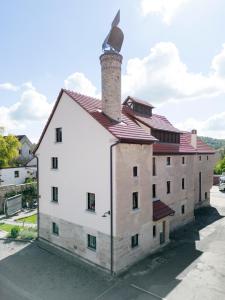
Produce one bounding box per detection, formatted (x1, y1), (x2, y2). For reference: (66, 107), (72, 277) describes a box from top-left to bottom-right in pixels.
(110, 140), (120, 275)
(34, 155), (40, 239)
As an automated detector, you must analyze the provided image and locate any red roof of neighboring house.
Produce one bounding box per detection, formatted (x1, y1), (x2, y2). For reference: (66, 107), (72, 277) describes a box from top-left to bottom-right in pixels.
(153, 200), (175, 221)
(123, 105), (180, 133)
(34, 89), (157, 153)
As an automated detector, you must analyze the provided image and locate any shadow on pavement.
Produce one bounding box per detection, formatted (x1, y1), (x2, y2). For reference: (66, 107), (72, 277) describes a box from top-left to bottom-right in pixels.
(119, 205), (224, 299)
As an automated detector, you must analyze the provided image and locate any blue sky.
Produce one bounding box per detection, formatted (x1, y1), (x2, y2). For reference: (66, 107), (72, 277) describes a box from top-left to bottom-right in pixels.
(1, 0), (225, 142)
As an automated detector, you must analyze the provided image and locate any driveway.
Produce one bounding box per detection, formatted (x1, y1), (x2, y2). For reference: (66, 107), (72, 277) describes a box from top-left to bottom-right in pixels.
(0, 186), (225, 300)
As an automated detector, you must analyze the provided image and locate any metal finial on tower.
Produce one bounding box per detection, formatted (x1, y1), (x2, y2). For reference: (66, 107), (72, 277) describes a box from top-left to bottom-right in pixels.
(102, 10), (124, 53)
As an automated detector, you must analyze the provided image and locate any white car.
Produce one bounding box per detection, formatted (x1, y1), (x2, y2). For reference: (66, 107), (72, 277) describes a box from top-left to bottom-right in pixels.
(219, 176), (225, 191)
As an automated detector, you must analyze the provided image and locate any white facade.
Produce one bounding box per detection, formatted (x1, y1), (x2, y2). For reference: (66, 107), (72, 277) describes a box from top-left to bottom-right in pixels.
(0, 166), (36, 186)
(37, 92), (116, 235)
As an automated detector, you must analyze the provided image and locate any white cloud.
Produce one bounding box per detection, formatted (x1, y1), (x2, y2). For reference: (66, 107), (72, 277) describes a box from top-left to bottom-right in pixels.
(64, 72), (99, 98)
(0, 83), (53, 137)
(141, 0), (192, 24)
(211, 44), (225, 78)
(122, 42), (225, 104)
(176, 112), (225, 138)
(0, 82), (19, 91)
(10, 89), (52, 121)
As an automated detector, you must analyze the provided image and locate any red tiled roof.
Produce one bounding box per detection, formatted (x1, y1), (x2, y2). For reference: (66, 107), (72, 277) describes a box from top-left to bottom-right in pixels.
(64, 90), (157, 144)
(34, 89), (157, 153)
(123, 105), (180, 133)
(153, 200), (175, 221)
(182, 132), (215, 154)
(123, 96), (154, 108)
(153, 133), (215, 154)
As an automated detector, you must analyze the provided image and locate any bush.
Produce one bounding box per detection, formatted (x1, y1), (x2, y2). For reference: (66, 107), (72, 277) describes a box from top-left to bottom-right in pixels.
(19, 228), (37, 240)
(10, 226), (20, 238)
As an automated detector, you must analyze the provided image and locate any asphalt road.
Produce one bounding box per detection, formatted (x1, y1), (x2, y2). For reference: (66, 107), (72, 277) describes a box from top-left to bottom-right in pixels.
(0, 186), (225, 300)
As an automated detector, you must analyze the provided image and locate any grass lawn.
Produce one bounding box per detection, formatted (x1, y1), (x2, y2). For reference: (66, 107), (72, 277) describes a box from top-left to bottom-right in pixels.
(17, 214), (37, 224)
(0, 222), (37, 240)
(0, 223), (22, 233)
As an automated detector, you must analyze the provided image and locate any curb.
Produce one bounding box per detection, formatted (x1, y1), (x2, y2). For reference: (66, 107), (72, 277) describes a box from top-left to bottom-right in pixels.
(0, 237), (36, 243)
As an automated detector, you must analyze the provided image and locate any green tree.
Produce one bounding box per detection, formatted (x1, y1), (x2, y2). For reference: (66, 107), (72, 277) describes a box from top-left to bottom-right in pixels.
(214, 157), (225, 175)
(0, 134), (21, 168)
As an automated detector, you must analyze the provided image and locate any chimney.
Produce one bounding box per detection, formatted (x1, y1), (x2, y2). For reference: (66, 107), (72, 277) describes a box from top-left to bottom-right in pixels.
(100, 52), (123, 122)
(191, 129), (197, 148)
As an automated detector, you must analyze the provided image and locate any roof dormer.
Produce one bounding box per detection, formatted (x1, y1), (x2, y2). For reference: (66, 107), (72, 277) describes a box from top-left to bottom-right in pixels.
(123, 96), (154, 117)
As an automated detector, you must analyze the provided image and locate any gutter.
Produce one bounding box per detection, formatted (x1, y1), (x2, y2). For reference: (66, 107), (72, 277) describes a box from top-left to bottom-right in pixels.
(110, 140), (120, 275)
(34, 155), (40, 239)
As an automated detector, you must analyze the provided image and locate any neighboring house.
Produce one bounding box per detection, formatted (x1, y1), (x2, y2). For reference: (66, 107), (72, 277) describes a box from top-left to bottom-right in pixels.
(26, 157), (37, 167)
(35, 44), (215, 274)
(0, 166), (36, 186)
(16, 135), (34, 162)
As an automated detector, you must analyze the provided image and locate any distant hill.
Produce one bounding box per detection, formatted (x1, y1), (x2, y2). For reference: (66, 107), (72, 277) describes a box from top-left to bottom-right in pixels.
(198, 136), (225, 150)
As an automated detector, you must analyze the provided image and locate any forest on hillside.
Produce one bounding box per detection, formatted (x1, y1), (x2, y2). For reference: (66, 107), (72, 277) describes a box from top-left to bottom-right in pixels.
(199, 136), (225, 150)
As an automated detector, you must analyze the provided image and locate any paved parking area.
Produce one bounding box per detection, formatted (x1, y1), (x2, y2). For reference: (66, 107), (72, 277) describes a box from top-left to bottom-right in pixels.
(0, 186), (225, 300)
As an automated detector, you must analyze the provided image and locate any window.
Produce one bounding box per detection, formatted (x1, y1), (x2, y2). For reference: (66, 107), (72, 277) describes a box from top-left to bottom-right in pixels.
(133, 166), (138, 177)
(52, 187), (58, 202)
(153, 225), (156, 238)
(51, 157), (58, 169)
(182, 178), (185, 190)
(87, 193), (95, 212)
(153, 157), (156, 176)
(207, 156), (209, 160)
(181, 205), (185, 215)
(167, 181), (171, 194)
(131, 234), (139, 248)
(132, 192), (138, 209)
(87, 234), (96, 251)
(52, 222), (59, 235)
(182, 157), (185, 164)
(152, 184), (156, 198)
(166, 157), (171, 166)
(55, 128), (62, 143)
(205, 192), (208, 200)
(199, 156), (201, 161)
(14, 171), (19, 178)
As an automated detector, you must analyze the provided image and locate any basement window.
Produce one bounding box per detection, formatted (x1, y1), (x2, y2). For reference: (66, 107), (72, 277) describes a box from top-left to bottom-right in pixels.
(52, 222), (59, 235)
(87, 193), (95, 212)
(131, 234), (139, 248)
(87, 234), (96, 251)
(14, 171), (19, 178)
(132, 192), (139, 209)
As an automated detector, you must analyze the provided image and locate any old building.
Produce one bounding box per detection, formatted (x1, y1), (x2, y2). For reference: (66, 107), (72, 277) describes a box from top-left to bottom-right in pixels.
(35, 21), (215, 274)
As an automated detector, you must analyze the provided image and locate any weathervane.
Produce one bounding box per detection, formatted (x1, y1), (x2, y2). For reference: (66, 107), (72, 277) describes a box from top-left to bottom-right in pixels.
(102, 10), (124, 53)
